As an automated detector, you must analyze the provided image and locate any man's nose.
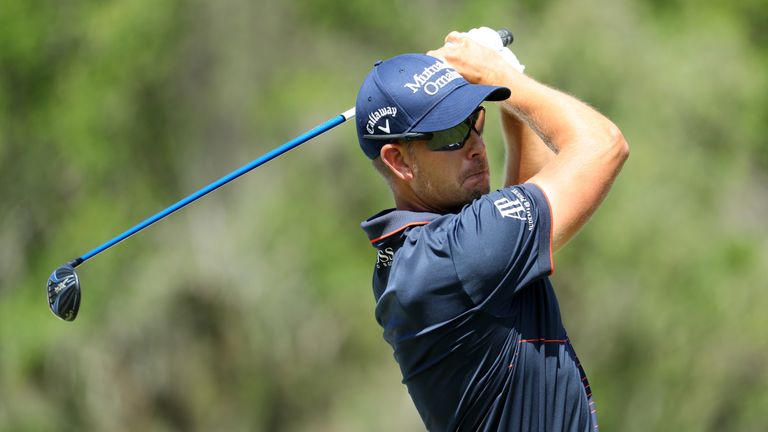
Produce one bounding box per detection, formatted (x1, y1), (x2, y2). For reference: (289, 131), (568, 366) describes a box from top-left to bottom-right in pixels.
(465, 130), (486, 159)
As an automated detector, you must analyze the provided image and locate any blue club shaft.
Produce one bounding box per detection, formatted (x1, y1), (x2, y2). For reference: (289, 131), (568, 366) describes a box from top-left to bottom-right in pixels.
(73, 108), (356, 267)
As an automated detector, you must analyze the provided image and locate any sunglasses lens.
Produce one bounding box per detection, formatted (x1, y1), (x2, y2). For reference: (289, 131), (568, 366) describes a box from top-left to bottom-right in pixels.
(426, 108), (483, 151)
(426, 124), (471, 150)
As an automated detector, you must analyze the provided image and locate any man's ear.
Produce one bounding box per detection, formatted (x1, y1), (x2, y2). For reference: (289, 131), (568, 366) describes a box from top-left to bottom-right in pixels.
(380, 144), (414, 181)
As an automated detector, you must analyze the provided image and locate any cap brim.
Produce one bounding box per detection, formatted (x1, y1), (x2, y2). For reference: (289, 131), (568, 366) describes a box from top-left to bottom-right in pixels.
(410, 84), (510, 133)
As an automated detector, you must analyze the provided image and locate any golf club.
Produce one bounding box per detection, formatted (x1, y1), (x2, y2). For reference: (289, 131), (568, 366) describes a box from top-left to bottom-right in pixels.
(47, 108), (355, 321)
(47, 28), (514, 321)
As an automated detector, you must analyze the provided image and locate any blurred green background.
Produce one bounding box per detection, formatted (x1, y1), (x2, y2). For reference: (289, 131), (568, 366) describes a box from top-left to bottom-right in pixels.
(1, 0), (767, 430)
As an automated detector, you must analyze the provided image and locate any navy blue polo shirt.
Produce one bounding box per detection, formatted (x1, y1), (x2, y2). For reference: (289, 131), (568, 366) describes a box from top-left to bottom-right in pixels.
(361, 183), (597, 432)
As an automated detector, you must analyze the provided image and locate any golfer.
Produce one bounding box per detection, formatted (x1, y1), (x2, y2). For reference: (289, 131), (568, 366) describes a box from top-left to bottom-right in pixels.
(356, 30), (628, 431)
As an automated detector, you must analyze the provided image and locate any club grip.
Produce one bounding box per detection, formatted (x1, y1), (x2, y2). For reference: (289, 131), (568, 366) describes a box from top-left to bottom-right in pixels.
(497, 28), (514, 47)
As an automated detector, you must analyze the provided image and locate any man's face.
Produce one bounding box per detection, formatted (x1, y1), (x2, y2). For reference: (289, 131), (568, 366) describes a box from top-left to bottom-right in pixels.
(406, 111), (490, 213)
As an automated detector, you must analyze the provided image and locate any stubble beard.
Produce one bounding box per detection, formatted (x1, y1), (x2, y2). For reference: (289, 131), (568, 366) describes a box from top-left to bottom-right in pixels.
(414, 164), (489, 213)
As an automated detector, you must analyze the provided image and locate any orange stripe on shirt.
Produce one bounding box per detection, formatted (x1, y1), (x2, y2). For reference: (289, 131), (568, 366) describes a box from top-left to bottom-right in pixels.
(519, 338), (568, 344)
(369, 221), (430, 244)
(537, 185), (556, 276)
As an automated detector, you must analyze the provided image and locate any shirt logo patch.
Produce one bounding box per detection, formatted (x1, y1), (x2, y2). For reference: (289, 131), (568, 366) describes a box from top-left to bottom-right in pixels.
(494, 197), (527, 220)
(376, 247), (395, 269)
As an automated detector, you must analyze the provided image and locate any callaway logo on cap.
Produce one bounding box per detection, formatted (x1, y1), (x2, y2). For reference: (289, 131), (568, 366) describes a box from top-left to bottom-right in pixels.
(355, 53), (511, 159)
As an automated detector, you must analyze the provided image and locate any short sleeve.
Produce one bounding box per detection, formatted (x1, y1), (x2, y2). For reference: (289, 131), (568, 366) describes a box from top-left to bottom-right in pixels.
(448, 183), (553, 309)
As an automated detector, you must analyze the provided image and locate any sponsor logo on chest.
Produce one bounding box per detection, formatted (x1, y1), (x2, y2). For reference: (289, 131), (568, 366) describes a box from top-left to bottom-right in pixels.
(376, 247), (395, 269)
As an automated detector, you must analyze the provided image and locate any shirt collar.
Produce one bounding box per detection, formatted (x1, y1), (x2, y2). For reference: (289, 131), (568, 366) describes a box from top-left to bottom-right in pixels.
(361, 208), (440, 245)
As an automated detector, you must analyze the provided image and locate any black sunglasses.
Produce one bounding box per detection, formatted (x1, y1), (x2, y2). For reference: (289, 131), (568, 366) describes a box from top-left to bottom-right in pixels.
(363, 106), (485, 152)
(424, 106), (485, 151)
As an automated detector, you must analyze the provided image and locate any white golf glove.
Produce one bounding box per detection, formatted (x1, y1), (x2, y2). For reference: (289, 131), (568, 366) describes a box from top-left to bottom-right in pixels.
(463, 27), (525, 74)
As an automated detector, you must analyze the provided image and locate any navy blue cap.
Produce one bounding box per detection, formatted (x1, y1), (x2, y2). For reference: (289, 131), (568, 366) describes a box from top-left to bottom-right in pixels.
(355, 53), (511, 159)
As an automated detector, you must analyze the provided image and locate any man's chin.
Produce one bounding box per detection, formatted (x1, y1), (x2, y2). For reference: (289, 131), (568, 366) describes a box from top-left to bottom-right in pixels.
(435, 182), (490, 213)
(467, 177), (491, 200)
(469, 186), (489, 202)
(457, 185), (490, 209)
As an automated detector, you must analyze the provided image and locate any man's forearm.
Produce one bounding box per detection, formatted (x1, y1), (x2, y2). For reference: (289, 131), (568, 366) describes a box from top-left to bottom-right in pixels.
(500, 108), (555, 187)
(496, 70), (619, 156)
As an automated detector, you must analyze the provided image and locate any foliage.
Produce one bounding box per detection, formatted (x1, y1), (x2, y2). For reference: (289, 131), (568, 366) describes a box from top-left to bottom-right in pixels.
(1, 0), (766, 430)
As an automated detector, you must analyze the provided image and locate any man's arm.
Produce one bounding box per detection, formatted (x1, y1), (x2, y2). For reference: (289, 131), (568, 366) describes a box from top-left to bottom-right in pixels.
(500, 108), (555, 187)
(429, 32), (629, 252)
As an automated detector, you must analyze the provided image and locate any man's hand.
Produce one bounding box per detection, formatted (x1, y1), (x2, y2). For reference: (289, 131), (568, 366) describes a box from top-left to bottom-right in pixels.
(427, 32), (520, 87)
(464, 27), (526, 73)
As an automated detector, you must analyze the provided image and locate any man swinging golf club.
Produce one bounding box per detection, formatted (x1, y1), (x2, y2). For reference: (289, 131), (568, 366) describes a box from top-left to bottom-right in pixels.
(356, 28), (629, 431)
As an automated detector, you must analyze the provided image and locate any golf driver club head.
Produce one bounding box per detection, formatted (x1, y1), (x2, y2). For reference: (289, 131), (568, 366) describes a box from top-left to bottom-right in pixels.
(47, 264), (81, 321)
